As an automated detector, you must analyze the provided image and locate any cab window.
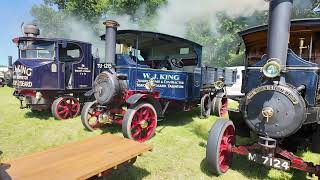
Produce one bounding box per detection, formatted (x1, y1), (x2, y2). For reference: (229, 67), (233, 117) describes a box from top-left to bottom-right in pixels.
(59, 43), (83, 62)
(19, 40), (55, 60)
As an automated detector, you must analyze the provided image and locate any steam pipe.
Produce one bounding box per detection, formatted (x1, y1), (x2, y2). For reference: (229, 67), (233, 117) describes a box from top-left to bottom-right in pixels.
(103, 20), (120, 68)
(267, 0), (293, 68)
(8, 56), (12, 68)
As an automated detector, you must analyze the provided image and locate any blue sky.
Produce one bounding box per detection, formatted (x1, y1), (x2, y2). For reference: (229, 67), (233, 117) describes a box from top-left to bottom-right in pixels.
(0, 0), (42, 66)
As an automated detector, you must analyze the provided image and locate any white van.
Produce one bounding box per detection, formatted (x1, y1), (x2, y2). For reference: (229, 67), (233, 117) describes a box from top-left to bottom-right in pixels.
(226, 66), (244, 97)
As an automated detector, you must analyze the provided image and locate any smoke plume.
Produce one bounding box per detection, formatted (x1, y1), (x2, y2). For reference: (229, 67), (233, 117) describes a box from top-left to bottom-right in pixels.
(155, 0), (268, 37)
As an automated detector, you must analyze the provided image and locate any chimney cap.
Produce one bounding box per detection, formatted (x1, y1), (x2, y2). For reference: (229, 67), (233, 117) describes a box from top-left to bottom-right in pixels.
(24, 23), (40, 37)
(103, 20), (120, 28)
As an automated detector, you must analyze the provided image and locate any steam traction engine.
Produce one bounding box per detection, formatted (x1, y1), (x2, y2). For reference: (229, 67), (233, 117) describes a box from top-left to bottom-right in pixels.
(206, 0), (320, 177)
(81, 20), (236, 142)
(12, 24), (95, 120)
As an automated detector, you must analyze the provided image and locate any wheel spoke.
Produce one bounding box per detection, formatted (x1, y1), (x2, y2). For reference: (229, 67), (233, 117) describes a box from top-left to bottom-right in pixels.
(132, 127), (142, 138)
(58, 109), (67, 115)
(131, 121), (140, 129)
(219, 155), (225, 165)
(71, 104), (79, 112)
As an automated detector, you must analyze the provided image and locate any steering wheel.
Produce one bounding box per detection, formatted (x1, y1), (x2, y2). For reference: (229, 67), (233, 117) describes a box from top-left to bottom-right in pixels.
(170, 58), (184, 68)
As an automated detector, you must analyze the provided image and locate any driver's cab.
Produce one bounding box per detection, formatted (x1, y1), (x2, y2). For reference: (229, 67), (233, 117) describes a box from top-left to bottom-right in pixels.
(111, 30), (202, 73)
(101, 30), (203, 100)
(13, 37), (93, 90)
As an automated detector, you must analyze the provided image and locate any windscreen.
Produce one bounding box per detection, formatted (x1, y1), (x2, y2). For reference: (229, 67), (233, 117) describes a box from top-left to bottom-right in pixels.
(19, 40), (55, 60)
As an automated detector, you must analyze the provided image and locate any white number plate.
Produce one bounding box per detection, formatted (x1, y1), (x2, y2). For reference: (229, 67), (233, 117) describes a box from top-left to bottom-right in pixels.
(248, 152), (291, 171)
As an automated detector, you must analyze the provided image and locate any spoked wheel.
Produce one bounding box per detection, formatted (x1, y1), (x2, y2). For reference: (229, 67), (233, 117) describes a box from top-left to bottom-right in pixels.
(81, 101), (105, 131)
(51, 96), (80, 120)
(122, 103), (157, 142)
(206, 119), (235, 175)
(212, 92), (228, 117)
(200, 94), (212, 118)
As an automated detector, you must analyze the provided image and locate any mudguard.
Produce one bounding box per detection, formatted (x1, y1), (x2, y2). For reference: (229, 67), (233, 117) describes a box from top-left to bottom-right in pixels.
(126, 94), (163, 117)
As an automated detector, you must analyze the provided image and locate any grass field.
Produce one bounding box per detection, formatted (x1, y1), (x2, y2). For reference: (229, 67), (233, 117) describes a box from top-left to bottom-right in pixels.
(0, 86), (319, 180)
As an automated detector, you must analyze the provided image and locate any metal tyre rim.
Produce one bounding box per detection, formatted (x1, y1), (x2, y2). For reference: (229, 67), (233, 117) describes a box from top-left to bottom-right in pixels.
(123, 103), (157, 142)
(201, 94), (212, 118)
(52, 97), (80, 120)
(206, 119), (235, 175)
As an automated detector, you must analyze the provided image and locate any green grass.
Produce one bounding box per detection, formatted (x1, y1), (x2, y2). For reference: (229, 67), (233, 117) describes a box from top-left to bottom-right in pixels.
(0, 87), (319, 180)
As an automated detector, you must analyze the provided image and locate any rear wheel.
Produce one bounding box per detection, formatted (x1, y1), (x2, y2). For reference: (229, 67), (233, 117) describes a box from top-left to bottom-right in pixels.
(212, 92), (228, 117)
(122, 103), (157, 142)
(81, 101), (105, 131)
(51, 97), (80, 120)
(206, 119), (235, 175)
(200, 94), (211, 118)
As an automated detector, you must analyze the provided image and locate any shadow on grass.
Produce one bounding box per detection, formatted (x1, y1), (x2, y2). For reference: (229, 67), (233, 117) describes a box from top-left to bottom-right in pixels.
(24, 111), (52, 120)
(200, 155), (273, 179)
(158, 108), (199, 127)
(102, 165), (150, 180)
(99, 124), (122, 135)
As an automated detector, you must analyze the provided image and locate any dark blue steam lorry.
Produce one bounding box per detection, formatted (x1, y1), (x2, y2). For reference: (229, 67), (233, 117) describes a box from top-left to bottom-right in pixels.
(12, 22), (235, 126)
(12, 24), (95, 120)
(206, 0), (320, 177)
(80, 20), (236, 142)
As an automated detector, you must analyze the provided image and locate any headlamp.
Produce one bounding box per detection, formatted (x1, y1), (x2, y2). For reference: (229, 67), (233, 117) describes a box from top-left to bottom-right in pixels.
(262, 60), (281, 78)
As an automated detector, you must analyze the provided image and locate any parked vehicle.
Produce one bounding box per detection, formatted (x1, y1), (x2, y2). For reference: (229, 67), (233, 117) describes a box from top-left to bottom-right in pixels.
(0, 56), (13, 87)
(225, 66), (244, 98)
(80, 20), (236, 142)
(206, 0), (320, 177)
(12, 24), (96, 119)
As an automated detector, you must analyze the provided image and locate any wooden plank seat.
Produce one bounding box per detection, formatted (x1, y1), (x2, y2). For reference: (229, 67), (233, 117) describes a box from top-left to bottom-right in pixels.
(0, 134), (153, 180)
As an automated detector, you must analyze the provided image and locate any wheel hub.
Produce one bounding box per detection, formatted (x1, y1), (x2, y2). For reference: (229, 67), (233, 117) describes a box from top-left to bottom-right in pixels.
(98, 114), (112, 124)
(140, 120), (148, 129)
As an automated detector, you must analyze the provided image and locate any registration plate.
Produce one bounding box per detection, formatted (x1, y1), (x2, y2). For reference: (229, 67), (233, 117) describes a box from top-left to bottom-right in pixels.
(248, 153), (291, 171)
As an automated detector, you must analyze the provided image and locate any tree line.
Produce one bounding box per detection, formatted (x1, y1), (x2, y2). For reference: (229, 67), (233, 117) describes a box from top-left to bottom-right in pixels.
(31, 0), (320, 67)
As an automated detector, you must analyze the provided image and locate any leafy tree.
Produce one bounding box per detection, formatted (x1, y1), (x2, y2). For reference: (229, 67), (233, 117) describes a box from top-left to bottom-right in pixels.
(31, 4), (67, 37)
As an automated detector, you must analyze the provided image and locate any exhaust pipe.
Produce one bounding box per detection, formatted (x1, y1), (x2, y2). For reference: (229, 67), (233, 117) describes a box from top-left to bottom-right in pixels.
(8, 56), (12, 68)
(267, 0), (293, 68)
(103, 20), (120, 69)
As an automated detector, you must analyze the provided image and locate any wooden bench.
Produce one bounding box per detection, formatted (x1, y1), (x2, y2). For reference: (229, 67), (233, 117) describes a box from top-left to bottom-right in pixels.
(0, 134), (153, 180)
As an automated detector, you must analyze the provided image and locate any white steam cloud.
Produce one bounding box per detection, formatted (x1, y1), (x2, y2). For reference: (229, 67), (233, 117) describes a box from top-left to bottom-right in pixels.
(155, 0), (268, 37)
(44, 0), (269, 57)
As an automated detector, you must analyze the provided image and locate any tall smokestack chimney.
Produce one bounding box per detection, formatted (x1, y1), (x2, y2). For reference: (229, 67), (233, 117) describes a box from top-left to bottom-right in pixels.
(103, 20), (120, 67)
(8, 56), (12, 68)
(267, 0), (293, 68)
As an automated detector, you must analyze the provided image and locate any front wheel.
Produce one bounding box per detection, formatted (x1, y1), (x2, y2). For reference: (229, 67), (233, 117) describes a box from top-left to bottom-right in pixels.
(51, 96), (80, 120)
(206, 119), (235, 175)
(122, 103), (157, 142)
(81, 101), (104, 131)
(212, 92), (228, 117)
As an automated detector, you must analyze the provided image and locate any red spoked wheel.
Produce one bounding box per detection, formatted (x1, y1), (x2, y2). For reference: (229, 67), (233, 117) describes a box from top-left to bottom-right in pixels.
(81, 101), (105, 131)
(200, 94), (212, 119)
(122, 103), (157, 142)
(206, 119), (235, 175)
(51, 96), (80, 120)
(212, 92), (228, 117)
